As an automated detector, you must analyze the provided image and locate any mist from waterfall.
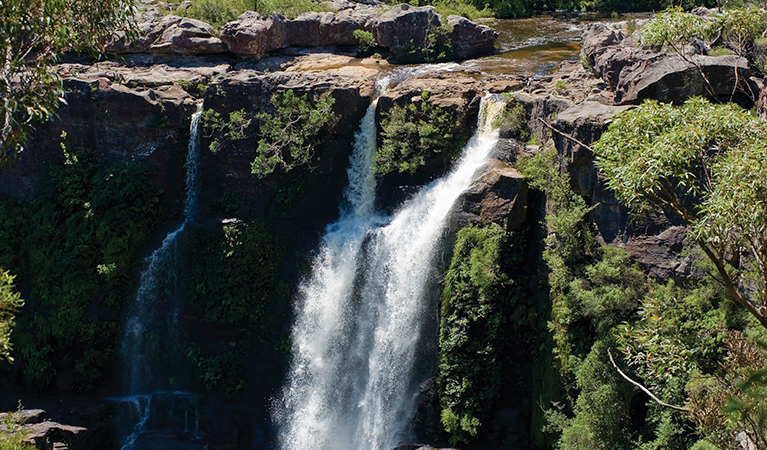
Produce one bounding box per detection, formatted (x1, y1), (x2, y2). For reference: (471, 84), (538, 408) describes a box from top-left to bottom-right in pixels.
(277, 95), (507, 450)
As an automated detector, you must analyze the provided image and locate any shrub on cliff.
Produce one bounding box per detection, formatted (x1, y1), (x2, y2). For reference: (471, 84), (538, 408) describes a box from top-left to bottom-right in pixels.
(374, 96), (466, 175)
(594, 97), (767, 329)
(202, 89), (336, 178)
(0, 145), (165, 390)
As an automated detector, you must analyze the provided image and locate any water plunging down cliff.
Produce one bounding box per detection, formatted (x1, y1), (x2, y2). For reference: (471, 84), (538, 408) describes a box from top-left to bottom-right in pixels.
(119, 102), (203, 449)
(276, 94), (507, 450)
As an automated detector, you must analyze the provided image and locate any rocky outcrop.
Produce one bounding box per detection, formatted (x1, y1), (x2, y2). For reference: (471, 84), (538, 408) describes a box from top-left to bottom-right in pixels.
(220, 12), (290, 57)
(218, 4), (497, 61)
(460, 158), (528, 227)
(0, 409), (89, 450)
(581, 22), (753, 105)
(447, 15), (498, 60)
(370, 4), (442, 49)
(0, 65), (200, 201)
(107, 15), (226, 55)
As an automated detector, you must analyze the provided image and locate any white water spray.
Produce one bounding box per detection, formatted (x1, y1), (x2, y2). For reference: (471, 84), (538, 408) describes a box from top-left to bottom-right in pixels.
(277, 95), (506, 450)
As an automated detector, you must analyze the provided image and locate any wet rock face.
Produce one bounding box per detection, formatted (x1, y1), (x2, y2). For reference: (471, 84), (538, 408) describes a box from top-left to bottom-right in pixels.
(581, 22), (754, 105)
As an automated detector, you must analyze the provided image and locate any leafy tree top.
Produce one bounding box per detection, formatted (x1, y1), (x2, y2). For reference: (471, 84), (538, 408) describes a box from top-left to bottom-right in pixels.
(1, 0), (136, 162)
(594, 97), (767, 327)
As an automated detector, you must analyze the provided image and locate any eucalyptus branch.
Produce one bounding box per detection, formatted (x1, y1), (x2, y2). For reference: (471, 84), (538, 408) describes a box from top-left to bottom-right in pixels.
(607, 348), (691, 412)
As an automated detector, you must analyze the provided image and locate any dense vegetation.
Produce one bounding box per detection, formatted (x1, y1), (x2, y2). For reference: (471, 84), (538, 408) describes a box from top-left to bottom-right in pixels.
(374, 94), (467, 175)
(438, 223), (536, 445)
(203, 89), (336, 178)
(185, 219), (289, 397)
(0, 145), (166, 390)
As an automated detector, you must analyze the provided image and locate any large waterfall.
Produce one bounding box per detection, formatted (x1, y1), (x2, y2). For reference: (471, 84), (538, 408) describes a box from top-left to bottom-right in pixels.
(277, 95), (506, 450)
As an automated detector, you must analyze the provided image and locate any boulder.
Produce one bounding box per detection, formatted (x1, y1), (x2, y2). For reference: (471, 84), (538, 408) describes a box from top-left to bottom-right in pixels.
(148, 16), (227, 55)
(370, 4), (442, 50)
(616, 53), (751, 104)
(220, 12), (290, 57)
(460, 158), (528, 227)
(107, 16), (226, 55)
(286, 9), (376, 47)
(447, 15), (498, 60)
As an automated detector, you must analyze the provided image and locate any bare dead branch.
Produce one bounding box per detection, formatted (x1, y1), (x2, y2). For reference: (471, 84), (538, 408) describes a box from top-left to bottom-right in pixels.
(607, 348), (692, 412)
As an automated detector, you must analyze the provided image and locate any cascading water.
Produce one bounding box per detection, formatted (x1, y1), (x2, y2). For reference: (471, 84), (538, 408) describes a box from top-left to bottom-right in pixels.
(277, 94), (507, 450)
(119, 101), (204, 449)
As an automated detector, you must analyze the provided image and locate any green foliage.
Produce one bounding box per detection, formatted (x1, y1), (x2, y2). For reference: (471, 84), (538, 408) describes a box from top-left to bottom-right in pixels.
(374, 99), (466, 175)
(353, 29), (376, 51)
(177, 79), (208, 97)
(202, 108), (250, 154)
(178, 0), (327, 28)
(391, 25), (454, 63)
(0, 0), (136, 162)
(431, 0), (493, 19)
(0, 144), (164, 389)
(498, 101), (530, 141)
(594, 97), (767, 328)
(187, 342), (247, 397)
(0, 405), (36, 450)
(714, 6), (767, 55)
(555, 80), (568, 92)
(0, 271), (23, 363)
(186, 219), (288, 396)
(438, 224), (530, 445)
(252, 90), (336, 177)
(640, 7), (713, 49)
(189, 220), (285, 326)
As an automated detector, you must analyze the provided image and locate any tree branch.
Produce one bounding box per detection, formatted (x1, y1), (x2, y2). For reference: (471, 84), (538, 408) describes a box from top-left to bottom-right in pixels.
(607, 348), (691, 412)
(537, 118), (594, 162)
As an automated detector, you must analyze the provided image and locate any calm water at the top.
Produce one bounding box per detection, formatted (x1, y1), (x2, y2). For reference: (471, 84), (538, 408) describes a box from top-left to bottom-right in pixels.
(461, 14), (608, 75)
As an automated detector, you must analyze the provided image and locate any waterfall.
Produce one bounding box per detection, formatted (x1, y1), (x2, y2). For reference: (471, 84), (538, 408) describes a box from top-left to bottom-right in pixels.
(277, 95), (506, 450)
(119, 102), (203, 448)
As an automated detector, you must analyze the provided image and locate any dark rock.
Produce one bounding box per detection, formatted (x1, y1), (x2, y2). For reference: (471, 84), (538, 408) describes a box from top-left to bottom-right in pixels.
(552, 101), (632, 196)
(624, 226), (699, 279)
(0, 74), (195, 202)
(220, 12), (290, 57)
(149, 16), (227, 55)
(460, 159), (528, 227)
(580, 22), (754, 105)
(370, 4), (442, 50)
(616, 53), (751, 104)
(107, 16), (226, 55)
(447, 15), (498, 60)
(511, 92), (574, 146)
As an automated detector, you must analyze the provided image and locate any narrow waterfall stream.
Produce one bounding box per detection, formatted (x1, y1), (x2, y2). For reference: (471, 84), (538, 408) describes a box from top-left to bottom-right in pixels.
(119, 102), (204, 449)
(277, 95), (507, 450)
